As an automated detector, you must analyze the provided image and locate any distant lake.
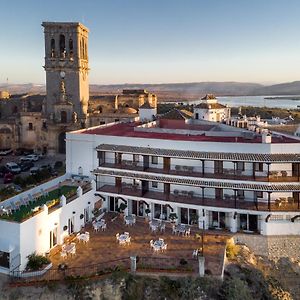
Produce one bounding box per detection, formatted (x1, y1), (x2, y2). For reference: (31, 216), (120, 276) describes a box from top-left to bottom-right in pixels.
(187, 95), (300, 109)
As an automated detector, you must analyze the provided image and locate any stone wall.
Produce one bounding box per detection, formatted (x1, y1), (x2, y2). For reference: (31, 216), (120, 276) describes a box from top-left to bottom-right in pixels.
(234, 234), (300, 261)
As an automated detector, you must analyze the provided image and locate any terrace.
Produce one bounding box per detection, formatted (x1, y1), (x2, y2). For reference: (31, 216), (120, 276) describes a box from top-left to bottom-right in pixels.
(0, 179), (92, 223)
(47, 213), (228, 277)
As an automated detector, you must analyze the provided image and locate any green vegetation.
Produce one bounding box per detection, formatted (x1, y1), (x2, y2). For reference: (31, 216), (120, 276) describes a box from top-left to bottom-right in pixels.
(226, 243), (240, 260)
(0, 185), (77, 222)
(232, 106), (300, 122)
(26, 252), (50, 271)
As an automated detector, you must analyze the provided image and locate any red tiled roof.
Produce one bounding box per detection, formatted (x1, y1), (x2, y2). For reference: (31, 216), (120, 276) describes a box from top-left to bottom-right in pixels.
(195, 102), (226, 109)
(79, 122), (299, 144)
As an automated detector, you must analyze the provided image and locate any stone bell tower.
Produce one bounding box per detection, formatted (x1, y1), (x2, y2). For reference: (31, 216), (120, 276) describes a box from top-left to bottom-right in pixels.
(42, 22), (89, 122)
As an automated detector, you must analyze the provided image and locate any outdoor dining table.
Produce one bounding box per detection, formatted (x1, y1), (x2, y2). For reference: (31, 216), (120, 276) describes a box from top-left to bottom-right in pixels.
(152, 239), (165, 251)
(77, 233), (89, 243)
(118, 234), (130, 244)
(176, 224), (187, 235)
(125, 215), (134, 221)
(64, 243), (76, 254)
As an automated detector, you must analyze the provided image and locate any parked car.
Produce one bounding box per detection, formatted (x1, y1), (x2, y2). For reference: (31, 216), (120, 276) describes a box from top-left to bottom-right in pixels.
(3, 172), (14, 184)
(0, 166), (10, 177)
(6, 162), (21, 174)
(29, 167), (39, 176)
(19, 161), (34, 172)
(14, 148), (34, 156)
(20, 154), (39, 162)
(40, 164), (57, 175)
(0, 149), (13, 156)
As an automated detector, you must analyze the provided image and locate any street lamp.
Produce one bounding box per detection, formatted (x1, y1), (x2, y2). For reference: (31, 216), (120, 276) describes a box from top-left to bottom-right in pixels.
(201, 219), (205, 256)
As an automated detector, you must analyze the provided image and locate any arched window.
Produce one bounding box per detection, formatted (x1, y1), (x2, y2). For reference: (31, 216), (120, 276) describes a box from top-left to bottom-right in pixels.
(78, 166), (83, 176)
(59, 34), (66, 57)
(84, 42), (87, 59)
(60, 110), (67, 123)
(82, 37), (85, 58)
(69, 38), (73, 58)
(50, 38), (55, 57)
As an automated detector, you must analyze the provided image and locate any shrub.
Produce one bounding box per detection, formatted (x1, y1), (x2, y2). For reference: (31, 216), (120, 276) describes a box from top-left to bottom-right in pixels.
(54, 161), (63, 169)
(218, 277), (252, 300)
(179, 258), (188, 266)
(26, 252), (50, 271)
(226, 243), (239, 260)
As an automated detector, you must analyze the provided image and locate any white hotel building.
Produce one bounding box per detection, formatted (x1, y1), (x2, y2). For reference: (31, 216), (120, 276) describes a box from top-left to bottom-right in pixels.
(0, 108), (299, 274)
(67, 109), (300, 236)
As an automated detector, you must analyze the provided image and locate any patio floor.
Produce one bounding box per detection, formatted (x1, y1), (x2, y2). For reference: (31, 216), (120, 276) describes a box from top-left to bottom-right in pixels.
(49, 213), (230, 276)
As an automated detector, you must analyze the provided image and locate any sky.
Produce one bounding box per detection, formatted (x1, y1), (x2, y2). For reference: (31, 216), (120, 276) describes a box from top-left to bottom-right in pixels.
(1, 0), (300, 85)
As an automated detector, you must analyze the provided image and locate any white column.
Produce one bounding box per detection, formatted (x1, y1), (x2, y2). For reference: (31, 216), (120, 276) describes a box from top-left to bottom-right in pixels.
(230, 212), (238, 233)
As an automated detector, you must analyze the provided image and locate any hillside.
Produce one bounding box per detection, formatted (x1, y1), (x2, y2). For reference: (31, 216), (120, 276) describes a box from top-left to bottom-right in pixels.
(2, 81), (300, 100)
(252, 81), (300, 96)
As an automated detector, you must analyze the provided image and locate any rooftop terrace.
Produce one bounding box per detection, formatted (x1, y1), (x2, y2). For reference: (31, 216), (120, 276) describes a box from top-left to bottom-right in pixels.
(79, 121), (299, 144)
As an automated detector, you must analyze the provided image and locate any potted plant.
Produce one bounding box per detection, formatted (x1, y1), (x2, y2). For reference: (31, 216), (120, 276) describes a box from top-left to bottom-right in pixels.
(169, 212), (178, 224)
(189, 212), (199, 225)
(145, 208), (151, 222)
(119, 202), (127, 213)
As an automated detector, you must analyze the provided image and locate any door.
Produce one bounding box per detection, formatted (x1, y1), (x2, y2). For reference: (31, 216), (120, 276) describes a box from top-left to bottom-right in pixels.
(50, 227), (58, 249)
(84, 207), (89, 223)
(132, 200), (138, 215)
(214, 161), (223, 174)
(68, 217), (74, 234)
(163, 157), (170, 172)
(292, 163), (299, 178)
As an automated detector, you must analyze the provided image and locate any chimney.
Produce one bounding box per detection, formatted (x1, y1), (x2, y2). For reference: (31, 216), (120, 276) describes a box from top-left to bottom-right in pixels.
(262, 132), (272, 143)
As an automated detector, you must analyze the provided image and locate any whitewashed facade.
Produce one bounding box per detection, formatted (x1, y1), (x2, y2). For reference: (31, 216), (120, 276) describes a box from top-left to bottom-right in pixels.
(66, 119), (300, 237)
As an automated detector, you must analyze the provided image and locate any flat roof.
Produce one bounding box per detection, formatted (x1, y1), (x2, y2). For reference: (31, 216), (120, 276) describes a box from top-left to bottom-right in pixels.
(79, 122), (299, 144)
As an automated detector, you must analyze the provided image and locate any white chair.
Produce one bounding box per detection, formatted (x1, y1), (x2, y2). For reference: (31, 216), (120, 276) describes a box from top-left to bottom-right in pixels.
(85, 231), (90, 236)
(126, 237), (131, 244)
(160, 223), (166, 233)
(61, 251), (67, 259)
(116, 233), (120, 241)
(102, 223), (107, 231)
(93, 223), (99, 232)
(150, 240), (154, 247)
(185, 228), (191, 237)
(151, 225), (157, 233)
(172, 225), (177, 235)
(192, 249), (198, 258)
(125, 220), (130, 226)
(159, 238), (164, 242)
(153, 245), (160, 252)
(70, 243), (76, 256)
(124, 232), (129, 236)
(162, 244), (167, 252)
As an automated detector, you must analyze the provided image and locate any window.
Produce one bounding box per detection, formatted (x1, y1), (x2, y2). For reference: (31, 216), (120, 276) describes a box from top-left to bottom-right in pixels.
(237, 162), (245, 171)
(59, 34), (66, 57)
(151, 156), (158, 164)
(256, 191), (263, 198)
(255, 162), (263, 172)
(237, 190), (244, 198)
(133, 154), (139, 162)
(28, 123), (33, 130)
(151, 181), (158, 188)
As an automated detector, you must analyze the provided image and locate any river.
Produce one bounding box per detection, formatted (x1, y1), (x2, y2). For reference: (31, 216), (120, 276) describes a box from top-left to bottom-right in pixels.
(187, 95), (300, 109)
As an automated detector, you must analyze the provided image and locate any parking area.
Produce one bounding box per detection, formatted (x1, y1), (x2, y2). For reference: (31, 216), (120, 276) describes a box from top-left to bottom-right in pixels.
(0, 153), (66, 189)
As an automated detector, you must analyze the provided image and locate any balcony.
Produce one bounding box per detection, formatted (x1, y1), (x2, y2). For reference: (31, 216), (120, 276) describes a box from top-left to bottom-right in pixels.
(97, 184), (300, 212)
(99, 161), (299, 183)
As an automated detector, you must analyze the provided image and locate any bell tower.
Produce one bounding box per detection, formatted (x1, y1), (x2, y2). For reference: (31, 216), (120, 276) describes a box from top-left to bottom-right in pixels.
(42, 22), (89, 122)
